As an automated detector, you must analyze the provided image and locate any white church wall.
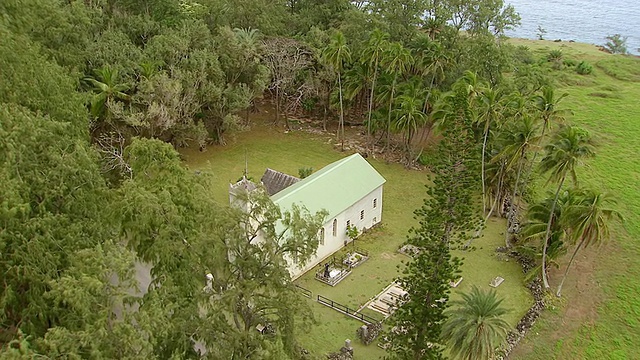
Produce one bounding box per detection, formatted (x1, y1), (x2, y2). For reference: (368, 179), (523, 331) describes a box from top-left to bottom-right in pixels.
(288, 185), (383, 279)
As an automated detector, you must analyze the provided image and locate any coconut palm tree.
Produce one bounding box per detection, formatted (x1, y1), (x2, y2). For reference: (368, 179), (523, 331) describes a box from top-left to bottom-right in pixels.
(538, 125), (596, 289)
(477, 86), (504, 215)
(361, 29), (389, 153)
(442, 286), (510, 360)
(381, 42), (413, 150)
(496, 115), (541, 246)
(520, 192), (572, 281)
(322, 31), (351, 151)
(529, 86), (569, 163)
(342, 62), (367, 112)
(556, 189), (623, 296)
(391, 94), (427, 158)
(409, 37), (449, 112)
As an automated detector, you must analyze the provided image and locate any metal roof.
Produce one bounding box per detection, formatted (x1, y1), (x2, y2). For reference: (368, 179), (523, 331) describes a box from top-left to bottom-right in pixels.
(271, 153), (386, 220)
(261, 168), (300, 196)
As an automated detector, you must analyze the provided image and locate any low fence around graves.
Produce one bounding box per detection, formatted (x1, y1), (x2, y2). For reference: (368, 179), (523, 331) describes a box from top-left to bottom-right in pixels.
(295, 284), (312, 298)
(317, 295), (377, 325)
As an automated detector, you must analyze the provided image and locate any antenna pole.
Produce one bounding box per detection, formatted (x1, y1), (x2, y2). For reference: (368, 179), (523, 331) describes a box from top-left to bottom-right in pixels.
(244, 148), (248, 178)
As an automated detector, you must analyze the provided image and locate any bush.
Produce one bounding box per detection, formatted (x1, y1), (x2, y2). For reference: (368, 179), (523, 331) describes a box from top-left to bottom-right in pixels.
(298, 167), (313, 178)
(512, 45), (535, 65)
(576, 61), (593, 75)
(603, 34), (628, 54)
(547, 50), (564, 70)
(547, 49), (563, 62)
(563, 58), (577, 67)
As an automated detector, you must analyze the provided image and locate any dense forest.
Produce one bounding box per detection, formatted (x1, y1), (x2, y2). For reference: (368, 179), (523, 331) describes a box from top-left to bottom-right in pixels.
(0, 0), (623, 359)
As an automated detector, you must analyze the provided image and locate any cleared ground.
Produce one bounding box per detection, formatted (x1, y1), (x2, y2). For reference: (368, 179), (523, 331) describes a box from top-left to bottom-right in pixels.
(182, 112), (531, 359)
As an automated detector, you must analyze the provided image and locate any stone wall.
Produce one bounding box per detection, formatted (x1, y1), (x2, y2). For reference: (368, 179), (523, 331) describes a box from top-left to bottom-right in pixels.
(496, 250), (546, 359)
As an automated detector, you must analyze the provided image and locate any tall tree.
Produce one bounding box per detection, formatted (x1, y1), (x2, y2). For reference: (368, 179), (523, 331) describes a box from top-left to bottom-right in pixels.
(538, 125), (595, 289)
(497, 114), (541, 246)
(442, 286), (510, 360)
(205, 189), (327, 358)
(119, 138), (327, 358)
(520, 191), (575, 282)
(477, 86), (504, 215)
(381, 42), (413, 150)
(387, 87), (480, 359)
(392, 94), (427, 159)
(556, 189), (623, 297)
(262, 37), (314, 128)
(361, 29), (389, 153)
(322, 30), (351, 150)
(531, 86), (569, 160)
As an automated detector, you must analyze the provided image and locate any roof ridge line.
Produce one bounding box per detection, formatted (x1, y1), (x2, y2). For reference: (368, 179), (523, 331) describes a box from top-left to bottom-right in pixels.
(272, 154), (357, 203)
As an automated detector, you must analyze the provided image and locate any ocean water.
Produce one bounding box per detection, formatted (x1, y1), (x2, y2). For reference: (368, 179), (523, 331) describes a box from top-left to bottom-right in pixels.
(505, 0), (640, 55)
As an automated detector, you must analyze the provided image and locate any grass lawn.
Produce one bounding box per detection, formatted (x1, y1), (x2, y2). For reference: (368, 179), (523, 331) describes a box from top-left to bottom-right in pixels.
(506, 38), (640, 359)
(181, 115), (532, 359)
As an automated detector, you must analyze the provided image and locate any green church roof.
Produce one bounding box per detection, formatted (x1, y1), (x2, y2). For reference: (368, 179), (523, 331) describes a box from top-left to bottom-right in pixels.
(271, 153), (386, 220)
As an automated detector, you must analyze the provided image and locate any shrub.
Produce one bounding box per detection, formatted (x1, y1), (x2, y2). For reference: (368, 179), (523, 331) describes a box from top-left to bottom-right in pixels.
(298, 167), (313, 178)
(603, 34), (628, 54)
(547, 50), (564, 70)
(301, 97), (317, 112)
(576, 61), (593, 75)
(512, 45), (535, 65)
(547, 49), (563, 62)
(563, 58), (577, 67)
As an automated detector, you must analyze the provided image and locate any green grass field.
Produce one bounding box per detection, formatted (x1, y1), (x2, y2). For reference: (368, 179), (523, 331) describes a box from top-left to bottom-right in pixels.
(182, 119), (531, 359)
(507, 39), (640, 359)
(180, 39), (640, 358)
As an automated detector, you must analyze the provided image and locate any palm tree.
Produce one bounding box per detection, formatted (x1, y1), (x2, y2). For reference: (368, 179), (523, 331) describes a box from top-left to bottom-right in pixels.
(442, 286), (510, 360)
(520, 192), (572, 281)
(391, 94), (427, 158)
(85, 66), (130, 121)
(455, 70), (484, 106)
(409, 37), (448, 112)
(530, 86), (569, 162)
(496, 115), (541, 246)
(361, 29), (389, 153)
(343, 62), (369, 116)
(423, 41), (450, 113)
(322, 31), (351, 151)
(538, 125), (595, 289)
(556, 189), (623, 296)
(477, 86), (504, 215)
(381, 42), (412, 150)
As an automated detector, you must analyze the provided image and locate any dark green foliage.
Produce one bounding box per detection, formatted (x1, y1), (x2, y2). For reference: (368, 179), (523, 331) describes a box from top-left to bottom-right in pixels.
(0, 0), (561, 357)
(603, 34), (628, 55)
(0, 28), (87, 136)
(512, 45), (535, 65)
(576, 61), (593, 75)
(442, 286), (510, 360)
(547, 50), (563, 62)
(386, 87), (482, 359)
(298, 167), (314, 178)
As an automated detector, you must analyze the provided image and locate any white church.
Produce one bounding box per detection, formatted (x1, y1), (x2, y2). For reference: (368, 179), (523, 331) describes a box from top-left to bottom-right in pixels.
(230, 153), (386, 279)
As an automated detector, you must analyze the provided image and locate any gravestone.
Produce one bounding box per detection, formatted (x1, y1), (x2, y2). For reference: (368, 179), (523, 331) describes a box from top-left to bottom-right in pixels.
(359, 325), (368, 340)
(344, 339), (352, 351)
(490, 276), (505, 288)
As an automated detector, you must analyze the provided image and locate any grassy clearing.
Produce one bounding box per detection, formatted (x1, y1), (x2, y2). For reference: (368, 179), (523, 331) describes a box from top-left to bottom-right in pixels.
(507, 38), (640, 359)
(182, 117), (531, 359)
